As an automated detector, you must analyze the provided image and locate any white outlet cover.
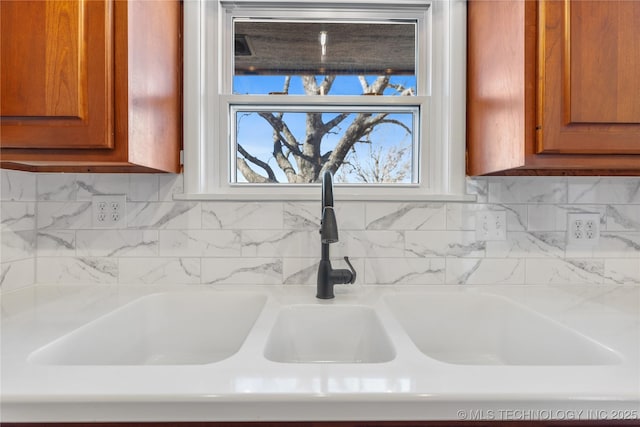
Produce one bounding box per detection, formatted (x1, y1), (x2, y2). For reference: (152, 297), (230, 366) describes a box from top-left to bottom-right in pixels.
(567, 213), (600, 247)
(92, 195), (127, 228)
(475, 210), (507, 241)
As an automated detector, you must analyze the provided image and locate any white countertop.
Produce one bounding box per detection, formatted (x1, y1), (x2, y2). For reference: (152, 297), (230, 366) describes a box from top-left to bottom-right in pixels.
(1, 283), (639, 423)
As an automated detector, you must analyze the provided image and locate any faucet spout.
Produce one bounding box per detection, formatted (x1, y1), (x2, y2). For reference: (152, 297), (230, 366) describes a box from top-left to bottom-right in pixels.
(322, 170), (334, 208)
(316, 171), (356, 299)
(320, 171), (338, 243)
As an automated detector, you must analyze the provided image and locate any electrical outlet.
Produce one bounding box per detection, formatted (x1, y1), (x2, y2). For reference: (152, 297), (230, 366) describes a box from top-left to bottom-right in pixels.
(92, 195), (126, 228)
(567, 213), (600, 246)
(475, 210), (507, 241)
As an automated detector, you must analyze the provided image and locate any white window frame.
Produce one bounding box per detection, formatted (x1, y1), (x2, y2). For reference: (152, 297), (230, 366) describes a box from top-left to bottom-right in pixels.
(182, 0), (469, 201)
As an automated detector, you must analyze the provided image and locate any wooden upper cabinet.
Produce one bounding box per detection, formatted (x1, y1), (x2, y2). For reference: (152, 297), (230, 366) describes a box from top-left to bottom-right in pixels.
(0, 0), (181, 173)
(538, 0), (640, 155)
(1, 0), (112, 150)
(467, 0), (640, 176)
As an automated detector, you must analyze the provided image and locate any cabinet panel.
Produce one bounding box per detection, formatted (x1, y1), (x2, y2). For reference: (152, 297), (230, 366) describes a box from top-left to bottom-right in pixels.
(0, 0), (113, 150)
(538, 0), (640, 155)
(467, 0), (640, 175)
(570, 1), (640, 124)
(0, 0), (181, 173)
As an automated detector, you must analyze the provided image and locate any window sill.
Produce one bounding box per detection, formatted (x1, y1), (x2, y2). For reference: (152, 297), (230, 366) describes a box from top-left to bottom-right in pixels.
(173, 191), (477, 202)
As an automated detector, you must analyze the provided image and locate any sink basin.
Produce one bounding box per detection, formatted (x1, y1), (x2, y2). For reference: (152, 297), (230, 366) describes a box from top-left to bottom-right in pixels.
(28, 291), (267, 365)
(264, 305), (395, 363)
(385, 292), (621, 366)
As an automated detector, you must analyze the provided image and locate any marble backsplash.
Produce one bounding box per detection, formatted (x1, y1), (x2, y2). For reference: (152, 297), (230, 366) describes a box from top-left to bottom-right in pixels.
(1, 170), (639, 291)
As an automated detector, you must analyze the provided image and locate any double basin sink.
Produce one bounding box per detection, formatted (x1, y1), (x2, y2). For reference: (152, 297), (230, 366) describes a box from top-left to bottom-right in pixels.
(28, 289), (621, 367)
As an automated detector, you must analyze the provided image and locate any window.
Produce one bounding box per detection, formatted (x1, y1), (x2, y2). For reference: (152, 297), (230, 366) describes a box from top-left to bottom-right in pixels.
(183, 0), (468, 200)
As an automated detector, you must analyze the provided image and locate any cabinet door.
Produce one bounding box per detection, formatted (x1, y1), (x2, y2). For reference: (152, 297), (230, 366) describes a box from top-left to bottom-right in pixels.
(0, 0), (113, 149)
(538, 0), (640, 154)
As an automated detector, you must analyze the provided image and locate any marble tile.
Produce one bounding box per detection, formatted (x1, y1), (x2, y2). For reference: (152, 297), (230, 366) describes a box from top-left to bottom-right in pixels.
(446, 258), (525, 285)
(405, 231), (484, 258)
(365, 202), (446, 230)
(158, 174), (183, 201)
(596, 233), (640, 258)
(127, 202), (201, 229)
(1, 230), (35, 262)
(446, 203), (527, 231)
(335, 230), (406, 258)
(488, 177), (567, 204)
(283, 258), (318, 285)
(37, 173), (131, 202)
(3, 173), (638, 289)
(37, 257), (118, 284)
(525, 258), (605, 285)
(37, 202), (93, 230)
(281, 257), (364, 286)
(202, 202), (283, 230)
(565, 232), (640, 259)
(1, 170), (36, 201)
(159, 230), (241, 257)
(527, 204), (605, 232)
(241, 230), (318, 257)
(1, 259), (35, 291)
(284, 202), (319, 230)
(202, 258), (282, 284)
(606, 205), (640, 231)
(37, 230), (76, 256)
(74, 174), (129, 201)
(502, 205), (528, 231)
(568, 177), (640, 204)
(335, 202), (366, 230)
(604, 259), (640, 285)
(37, 174), (79, 201)
(283, 202), (365, 231)
(486, 232), (565, 258)
(1, 202), (35, 232)
(76, 230), (159, 257)
(466, 177), (488, 203)
(119, 257), (200, 284)
(129, 175), (159, 202)
(364, 257), (445, 284)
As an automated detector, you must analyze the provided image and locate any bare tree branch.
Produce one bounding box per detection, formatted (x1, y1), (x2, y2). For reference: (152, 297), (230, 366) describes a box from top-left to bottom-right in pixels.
(388, 83), (415, 96)
(321, 113), (349, 135)
(237, 158), (274, 183)
(359, 76), (391, 95)
(369, 75), (390, 94)
(377, 118), (412, 134)
(358, 76), (370, 93)
(258, 112), (304, 158)
(236, 73), (415, 184)
(272, 133), (302, 183)
(336, 144), (411, 184)
(283, 76), (291, 94)
(237, 143), (278, 182)
(319, 75), (336, 95)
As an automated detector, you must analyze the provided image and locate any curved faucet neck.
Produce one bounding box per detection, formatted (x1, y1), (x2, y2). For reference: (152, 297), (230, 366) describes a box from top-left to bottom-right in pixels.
(322, 170), (334, 208)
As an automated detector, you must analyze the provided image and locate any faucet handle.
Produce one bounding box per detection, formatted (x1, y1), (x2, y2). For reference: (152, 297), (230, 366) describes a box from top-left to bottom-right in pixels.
(343, 256), (357, 284)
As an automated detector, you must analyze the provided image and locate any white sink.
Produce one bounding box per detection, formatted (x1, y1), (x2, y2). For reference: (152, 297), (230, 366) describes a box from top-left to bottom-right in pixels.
(385, 292), (621, 366)
(264, 305), (395, 363)
(28, 291), (267, 365)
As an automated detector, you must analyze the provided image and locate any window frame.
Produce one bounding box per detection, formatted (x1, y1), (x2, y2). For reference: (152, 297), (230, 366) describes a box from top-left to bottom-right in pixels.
(182, 0), (469, 201)
(228, 103), (422, 185)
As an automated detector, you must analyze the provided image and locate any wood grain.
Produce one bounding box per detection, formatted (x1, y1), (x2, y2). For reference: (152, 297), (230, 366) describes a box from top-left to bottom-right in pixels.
(1, 0), (112, 150)
(467, 0), (640, 175)
(466, 0), (536, 175)
(538, 0), (640, 154)
(0, 0), (181, 173)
